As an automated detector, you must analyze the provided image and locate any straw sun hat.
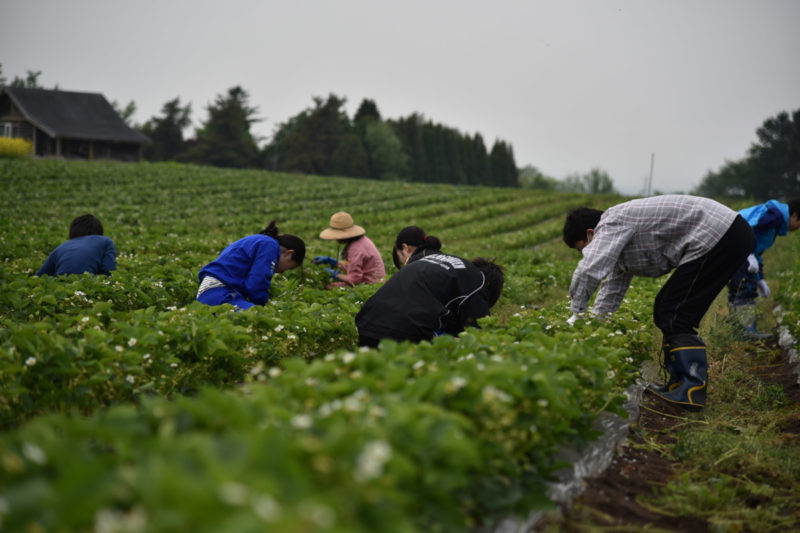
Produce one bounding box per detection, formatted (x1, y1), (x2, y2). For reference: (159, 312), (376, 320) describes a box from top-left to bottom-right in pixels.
(319, 211), (366, 240)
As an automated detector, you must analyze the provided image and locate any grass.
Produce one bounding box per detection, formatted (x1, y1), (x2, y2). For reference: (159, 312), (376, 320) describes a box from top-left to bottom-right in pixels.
(650, 341), (800, 530)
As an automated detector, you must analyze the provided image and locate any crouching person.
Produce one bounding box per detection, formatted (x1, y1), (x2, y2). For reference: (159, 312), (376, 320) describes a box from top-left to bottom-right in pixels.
(355, 252), (504, 347)
(36, 214), (116, 276)
(563, 195), (754, 411)
(197, 221), (305, 310)
(727, 198), (800, 339)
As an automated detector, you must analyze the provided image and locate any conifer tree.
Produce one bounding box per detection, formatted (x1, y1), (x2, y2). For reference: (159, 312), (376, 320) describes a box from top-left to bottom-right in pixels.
(180, 86), (260, 168)
(139, 97), (192, 161)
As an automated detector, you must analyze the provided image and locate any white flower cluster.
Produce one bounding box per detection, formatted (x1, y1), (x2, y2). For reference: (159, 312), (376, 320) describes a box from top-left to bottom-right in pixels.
(94, 506), (148, 533)
(290, 413), (313, 429)
(218, 481), (249, 505)
(354, 440), (392, 482)
(317, 389), (370, 417)
(481, 385), (512, 404)
(446, 376), (468, 394)
(22, 442), (46, 464)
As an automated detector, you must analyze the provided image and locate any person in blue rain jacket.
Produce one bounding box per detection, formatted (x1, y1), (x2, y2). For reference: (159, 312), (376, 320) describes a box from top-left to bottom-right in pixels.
(727, 198), (800, 338)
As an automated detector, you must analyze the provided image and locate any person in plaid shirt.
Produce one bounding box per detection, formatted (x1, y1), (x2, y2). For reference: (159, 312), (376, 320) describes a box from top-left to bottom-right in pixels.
(562, 195), (754, 411)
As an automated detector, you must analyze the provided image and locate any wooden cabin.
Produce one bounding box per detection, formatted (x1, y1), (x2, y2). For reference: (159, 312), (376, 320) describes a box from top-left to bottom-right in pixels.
(0, 86), (150, 161)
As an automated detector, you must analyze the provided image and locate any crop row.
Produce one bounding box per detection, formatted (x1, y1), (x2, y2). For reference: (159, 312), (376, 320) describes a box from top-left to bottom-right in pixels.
(0, 283), (657, 532)
(1, 159), (651, 531)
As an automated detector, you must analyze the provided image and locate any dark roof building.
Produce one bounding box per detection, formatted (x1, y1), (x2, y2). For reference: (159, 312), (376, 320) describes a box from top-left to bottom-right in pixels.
(0, 86), (150, 161)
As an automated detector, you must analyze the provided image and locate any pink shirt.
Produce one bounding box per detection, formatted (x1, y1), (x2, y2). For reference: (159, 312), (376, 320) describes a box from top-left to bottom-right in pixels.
(331, 235), (385, 287)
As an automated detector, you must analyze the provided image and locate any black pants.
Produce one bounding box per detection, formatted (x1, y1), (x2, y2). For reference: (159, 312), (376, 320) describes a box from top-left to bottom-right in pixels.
(727, 260), (762, 305)
(653, 215), (754, 337)
(358, 335), (380, 348)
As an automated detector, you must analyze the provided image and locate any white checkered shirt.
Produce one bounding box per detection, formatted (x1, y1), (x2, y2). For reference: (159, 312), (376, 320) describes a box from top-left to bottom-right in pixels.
(569, 195), (738, 315)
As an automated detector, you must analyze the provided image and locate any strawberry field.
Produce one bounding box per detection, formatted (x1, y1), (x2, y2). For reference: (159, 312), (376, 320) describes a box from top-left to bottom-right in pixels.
(0, 159), (774, 532)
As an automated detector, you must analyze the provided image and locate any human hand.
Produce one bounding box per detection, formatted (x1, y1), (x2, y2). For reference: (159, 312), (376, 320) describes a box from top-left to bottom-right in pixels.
(756, 279), (770, 298)
(324, 268), (339, 280)
(313, 256), (338, 267)
(746, 254), (759, 274)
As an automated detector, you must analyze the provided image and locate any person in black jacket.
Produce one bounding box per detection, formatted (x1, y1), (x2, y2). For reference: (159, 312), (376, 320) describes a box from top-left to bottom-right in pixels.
(355, 250), (504, 347)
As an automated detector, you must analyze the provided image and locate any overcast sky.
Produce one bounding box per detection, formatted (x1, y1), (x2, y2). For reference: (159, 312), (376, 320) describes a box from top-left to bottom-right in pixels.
(2, 0), (798, 194)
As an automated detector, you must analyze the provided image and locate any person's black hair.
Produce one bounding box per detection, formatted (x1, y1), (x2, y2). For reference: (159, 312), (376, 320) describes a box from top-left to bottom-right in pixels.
(787, 198), (800, 218)
(261, 220), (306, 264)
(471, 257), (504, 308)
(340, 235), (364, 244)
(392, 225), (442, 268)
(562, 207), (603, 248)
(337, 234), (366, 262)
(69, 214), (104, 239)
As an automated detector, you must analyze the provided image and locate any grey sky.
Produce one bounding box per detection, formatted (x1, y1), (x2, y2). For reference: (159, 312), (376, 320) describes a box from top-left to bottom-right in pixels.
(2, 0), (798, 194)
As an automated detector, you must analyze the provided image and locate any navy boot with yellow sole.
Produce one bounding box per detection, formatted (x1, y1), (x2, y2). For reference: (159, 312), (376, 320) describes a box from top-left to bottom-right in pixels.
(647, 334), (707, 411)
(649, 341), (679, 394)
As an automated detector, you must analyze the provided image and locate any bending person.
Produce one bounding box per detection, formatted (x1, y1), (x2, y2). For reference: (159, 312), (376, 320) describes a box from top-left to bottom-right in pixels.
(197, 220), (305, 310)
(312, 211), (385, 288)
(563, 195), (754, 411)
(727, 198), (800, 338)
(356, 250), (504, 347)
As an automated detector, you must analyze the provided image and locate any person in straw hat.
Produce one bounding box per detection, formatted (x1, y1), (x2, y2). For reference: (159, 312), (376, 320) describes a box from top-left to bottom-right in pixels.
(313, 211), (385, 288)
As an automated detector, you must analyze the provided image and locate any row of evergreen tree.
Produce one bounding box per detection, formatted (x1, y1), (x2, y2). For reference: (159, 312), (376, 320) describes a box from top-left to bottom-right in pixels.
(692, 108), (800, 200)
(138, 87), (519, 187)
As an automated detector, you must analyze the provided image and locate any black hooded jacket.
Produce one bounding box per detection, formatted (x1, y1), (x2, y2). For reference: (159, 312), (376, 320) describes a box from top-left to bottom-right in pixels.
(355, 251), (490, 343)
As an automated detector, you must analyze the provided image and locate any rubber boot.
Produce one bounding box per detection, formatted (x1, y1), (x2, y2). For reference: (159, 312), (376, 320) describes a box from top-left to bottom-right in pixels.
(647, 334), (707, 411)
(649, 341), (680, 394)
(743, 320), (772, 340)
(729, 302), (771, 340)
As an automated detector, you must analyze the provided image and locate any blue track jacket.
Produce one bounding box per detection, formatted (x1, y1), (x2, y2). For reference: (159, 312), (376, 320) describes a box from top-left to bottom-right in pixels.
(198, 235), (280, 305)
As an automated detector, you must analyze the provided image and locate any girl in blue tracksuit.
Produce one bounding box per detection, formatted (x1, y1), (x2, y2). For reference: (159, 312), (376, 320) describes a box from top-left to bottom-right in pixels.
(727, 198), (800, 337)
(197, 221), (305, 310)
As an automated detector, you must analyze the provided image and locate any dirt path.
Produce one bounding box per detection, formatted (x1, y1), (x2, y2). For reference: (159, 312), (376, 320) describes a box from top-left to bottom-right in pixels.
(535, 342), (800, 532)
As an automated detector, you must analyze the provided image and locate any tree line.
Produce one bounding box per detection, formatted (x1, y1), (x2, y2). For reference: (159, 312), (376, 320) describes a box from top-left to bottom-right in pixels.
(692, 108), (800, 201)
(138, 88), (519, 187)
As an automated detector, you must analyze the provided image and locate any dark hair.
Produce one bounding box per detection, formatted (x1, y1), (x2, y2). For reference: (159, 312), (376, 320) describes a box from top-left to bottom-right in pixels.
(787, 198), (800, 218)
(471, 257), (504, 308)
(69, 214), (104, 239)
(562, 207), (603, 248)
(261, 220), (306, 265)
(392, 226), (442, 268)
